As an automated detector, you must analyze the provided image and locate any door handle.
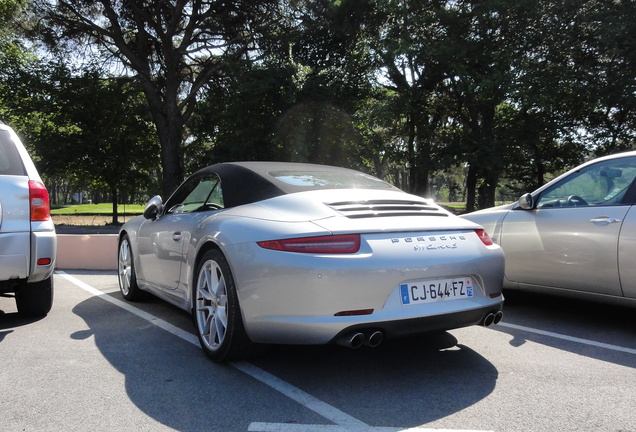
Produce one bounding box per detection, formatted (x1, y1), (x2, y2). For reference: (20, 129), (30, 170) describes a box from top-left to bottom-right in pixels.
(172, 232), (182, 241)
(589, 217), (621, 225)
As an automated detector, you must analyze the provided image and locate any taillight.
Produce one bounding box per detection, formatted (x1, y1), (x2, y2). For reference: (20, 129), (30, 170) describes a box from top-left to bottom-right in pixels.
(29, 180), (51, 222)
(257, 234), (361, 254)
(475, 229), (493, 246)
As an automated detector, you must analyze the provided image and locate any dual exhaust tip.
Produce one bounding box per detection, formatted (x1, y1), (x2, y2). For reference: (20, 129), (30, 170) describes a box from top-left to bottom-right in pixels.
(482, 310), (504, 327)
(336, 330), (383, 349)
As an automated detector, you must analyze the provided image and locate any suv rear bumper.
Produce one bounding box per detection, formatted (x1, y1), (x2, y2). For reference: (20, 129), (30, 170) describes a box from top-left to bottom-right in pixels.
(0, 232), (30, 280)
(0, 230), (56, 283)
(29, 229), (57, 282)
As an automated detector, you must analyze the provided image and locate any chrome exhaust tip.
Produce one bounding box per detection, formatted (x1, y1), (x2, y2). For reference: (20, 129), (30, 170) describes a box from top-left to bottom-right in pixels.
(493, 310), (503, 324)
(483, 313), (495, 327)
(336, 332), (365, 349)
(365, 330), (384, 348)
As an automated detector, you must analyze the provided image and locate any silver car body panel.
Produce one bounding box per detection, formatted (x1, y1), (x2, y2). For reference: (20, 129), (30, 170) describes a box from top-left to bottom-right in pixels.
(617, 206), (636, 300)
(464, 151), (636, 306)
(0, 125), (56, 285)
(0, 176), (31, 279)
(0, 232), (30, 279)
(28, 227), (57, 282)
(124, 185), (504, 345)
(225, 229), (503, 344)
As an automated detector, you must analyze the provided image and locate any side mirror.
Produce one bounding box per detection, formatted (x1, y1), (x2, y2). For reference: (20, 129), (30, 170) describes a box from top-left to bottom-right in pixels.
(517, 193), (534, 210)
(143, 195), (164, 220)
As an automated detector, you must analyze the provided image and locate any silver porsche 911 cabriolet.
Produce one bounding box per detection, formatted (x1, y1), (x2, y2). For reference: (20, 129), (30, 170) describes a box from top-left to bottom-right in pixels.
(118, 162), (504, 361)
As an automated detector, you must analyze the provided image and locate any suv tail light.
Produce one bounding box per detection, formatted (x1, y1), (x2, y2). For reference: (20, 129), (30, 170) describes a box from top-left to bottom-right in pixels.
(29, 180), (51, 222)
(475, 229), (494, 246)
(258, 234), (361, 254)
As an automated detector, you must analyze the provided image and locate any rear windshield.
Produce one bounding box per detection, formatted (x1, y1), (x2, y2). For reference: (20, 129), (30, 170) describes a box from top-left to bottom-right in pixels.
(0, 130), (26, 176)
(269, 170), (395, 190)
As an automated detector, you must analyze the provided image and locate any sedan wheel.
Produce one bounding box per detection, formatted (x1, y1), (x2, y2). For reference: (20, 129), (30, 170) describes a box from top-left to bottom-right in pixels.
(194, 249), (254, 362)
(118, 235), (144, 301)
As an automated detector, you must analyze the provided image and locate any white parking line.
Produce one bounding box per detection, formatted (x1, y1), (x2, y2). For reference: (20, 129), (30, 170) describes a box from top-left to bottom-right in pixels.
(57, 271), (199, 346)
(248, 424), (492, 432)
(498, 322), (636, 355)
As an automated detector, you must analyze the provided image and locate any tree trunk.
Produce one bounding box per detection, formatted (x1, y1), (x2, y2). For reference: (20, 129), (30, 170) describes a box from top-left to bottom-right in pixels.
(146, 96), (184, 199)
(465, 164), (478, 213)
(477, 169), (498, 209)
(111, 184), (119, 225)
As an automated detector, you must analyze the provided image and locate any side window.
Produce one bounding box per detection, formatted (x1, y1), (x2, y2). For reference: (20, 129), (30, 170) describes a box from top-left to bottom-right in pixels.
(0, 130), (26, 176)
(537, 156), (636, 208)
(166, 173), (224, 214)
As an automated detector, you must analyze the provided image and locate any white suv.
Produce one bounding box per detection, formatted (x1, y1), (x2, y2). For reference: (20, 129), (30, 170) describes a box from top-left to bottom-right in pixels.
(0, 122), (56, 316)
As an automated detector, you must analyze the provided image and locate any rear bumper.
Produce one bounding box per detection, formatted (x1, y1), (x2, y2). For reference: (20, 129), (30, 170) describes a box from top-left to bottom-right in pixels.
(332, 301), (504, 342)
(0, 232), (30, 280)
(243, 298), (504, 345)
(222, 229), (505, 345)
(0, 229), (57, 284)
(28, 229), (57, 283)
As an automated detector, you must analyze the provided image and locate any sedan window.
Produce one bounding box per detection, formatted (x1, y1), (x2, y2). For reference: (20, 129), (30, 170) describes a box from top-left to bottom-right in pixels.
(537, 157), (636, 208)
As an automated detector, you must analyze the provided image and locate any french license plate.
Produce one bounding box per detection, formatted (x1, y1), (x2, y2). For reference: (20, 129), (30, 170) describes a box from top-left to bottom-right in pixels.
(400, 277), (474, 305)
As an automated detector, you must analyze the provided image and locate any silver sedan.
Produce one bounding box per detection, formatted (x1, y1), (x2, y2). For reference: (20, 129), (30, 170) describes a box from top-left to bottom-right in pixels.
(463, 151), (636, 308)
(118, 162), (504, 361)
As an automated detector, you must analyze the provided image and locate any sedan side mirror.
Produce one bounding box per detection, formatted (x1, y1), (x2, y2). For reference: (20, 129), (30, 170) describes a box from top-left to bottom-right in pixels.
(143, 195), (164, 220)
(517, 193), (534, 210)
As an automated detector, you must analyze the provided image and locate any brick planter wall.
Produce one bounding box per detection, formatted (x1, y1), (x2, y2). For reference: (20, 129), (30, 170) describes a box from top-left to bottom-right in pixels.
(56, 234), (118, 270)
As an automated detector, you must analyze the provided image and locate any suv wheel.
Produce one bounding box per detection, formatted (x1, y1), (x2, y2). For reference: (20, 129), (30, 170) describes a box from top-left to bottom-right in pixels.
(15, 276), (54, 317)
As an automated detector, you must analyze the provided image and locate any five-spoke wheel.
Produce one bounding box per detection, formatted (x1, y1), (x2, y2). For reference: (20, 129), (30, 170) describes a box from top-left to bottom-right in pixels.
(118, 235), (143, 301)
(194, 249), (254, 361)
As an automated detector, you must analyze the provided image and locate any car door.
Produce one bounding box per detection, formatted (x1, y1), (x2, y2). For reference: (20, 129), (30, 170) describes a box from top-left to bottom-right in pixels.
(500, 156), (636, 297)
(617, 206), (636, 299)
(137, 172), (224, 292)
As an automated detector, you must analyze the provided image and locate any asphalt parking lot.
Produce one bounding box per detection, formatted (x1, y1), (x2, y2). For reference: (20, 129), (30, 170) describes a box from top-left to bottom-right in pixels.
(1, 271), (635, 432)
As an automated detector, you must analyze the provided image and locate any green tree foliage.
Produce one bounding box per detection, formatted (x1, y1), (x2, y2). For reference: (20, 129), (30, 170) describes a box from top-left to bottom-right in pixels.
(0, 0), (38, 123)
(2, 0), (635, 210)
(46, 67), (159, 223)
(365, 0), (453, 195)
(2, 60), (159, 222)
(187, 60), (299, 172)
(38, 0), (280, 197)
(578, 0), (636, 156)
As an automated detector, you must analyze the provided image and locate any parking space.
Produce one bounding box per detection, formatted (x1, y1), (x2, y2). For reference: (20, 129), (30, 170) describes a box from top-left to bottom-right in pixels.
(1, 271), (634, 432)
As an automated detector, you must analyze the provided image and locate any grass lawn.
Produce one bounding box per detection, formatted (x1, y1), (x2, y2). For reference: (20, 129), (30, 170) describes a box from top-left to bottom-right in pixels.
(51, 203), (145, 215)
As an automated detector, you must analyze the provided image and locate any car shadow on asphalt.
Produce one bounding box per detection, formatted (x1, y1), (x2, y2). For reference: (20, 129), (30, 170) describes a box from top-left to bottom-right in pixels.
(0, 308), (47, 343)
(252, 333), (498, 428)
(490, 290), (636, 369)
(71, 293), (499, 431)
(0, 311), (38, 324)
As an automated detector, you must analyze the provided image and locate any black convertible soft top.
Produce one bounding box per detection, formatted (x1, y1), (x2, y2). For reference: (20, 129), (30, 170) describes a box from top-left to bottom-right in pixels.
(195, 162), (398, 208)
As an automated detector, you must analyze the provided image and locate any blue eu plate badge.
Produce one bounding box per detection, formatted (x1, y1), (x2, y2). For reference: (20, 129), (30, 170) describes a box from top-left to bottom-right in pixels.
(400, 284), (410, 305)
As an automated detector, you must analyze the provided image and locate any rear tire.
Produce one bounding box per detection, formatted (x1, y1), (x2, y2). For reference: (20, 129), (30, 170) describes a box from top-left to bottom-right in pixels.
(16, 276), (54, 317)
(193, 249), (256, 362)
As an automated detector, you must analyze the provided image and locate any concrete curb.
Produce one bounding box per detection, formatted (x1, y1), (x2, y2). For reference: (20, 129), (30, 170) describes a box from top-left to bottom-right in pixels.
(56, 234), (118, 270)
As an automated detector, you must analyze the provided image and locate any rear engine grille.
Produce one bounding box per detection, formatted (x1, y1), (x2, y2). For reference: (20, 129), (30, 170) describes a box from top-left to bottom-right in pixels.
(327, 200), (448, 219)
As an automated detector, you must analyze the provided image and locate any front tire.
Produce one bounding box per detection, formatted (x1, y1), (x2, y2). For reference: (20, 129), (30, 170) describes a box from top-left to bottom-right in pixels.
(16, 276), (54, 317)
(193, 249), (255, 362)
(118, 235), (144, 301)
